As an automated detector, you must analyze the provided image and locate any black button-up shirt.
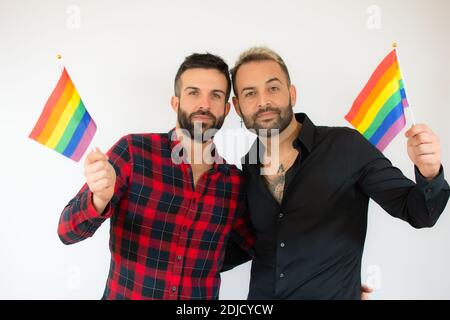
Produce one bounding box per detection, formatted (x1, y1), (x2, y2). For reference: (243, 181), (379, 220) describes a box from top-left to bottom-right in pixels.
(231, 113), (449, 300)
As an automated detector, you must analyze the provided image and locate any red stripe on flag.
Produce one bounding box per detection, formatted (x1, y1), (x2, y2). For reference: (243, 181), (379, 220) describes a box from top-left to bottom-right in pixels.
(29, 68), (70, 140)
(345, 50), (397, 123)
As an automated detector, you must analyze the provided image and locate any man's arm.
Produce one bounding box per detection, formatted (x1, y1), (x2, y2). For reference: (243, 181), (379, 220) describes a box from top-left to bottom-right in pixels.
(221, 237), (253, 272)
(221, 193), (256, 272)
(57, 136), (132, 244)
(352, 125), (449, 228)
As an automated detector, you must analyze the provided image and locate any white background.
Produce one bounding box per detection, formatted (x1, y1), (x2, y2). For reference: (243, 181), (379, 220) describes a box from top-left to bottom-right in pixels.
(0, 0), (449, 299)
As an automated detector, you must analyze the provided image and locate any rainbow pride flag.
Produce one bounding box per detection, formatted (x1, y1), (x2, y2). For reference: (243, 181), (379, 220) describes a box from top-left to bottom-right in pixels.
(29, 68), (96, 162)
(345, 49), (409, 151)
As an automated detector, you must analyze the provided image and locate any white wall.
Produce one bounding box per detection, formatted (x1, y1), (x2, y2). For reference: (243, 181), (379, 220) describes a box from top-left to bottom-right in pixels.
(0, 0), (449, 299)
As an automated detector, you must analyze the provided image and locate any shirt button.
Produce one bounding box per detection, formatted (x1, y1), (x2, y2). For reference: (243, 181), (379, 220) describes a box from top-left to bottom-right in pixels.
(280, 242), (285, 248)
(426, 188), (432, 194)
(172, 286), (177, 292)
(278, 213), (284, 219)
(279, 273), (285, 279)
(177, 255), (182, 261)
(429, 207), (435, 213)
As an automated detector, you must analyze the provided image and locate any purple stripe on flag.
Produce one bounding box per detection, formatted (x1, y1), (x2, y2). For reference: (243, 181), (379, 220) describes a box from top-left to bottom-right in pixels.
(402, 98), (409, 108)
(70, 120), (97, 162)
(376, 114), (406, 152)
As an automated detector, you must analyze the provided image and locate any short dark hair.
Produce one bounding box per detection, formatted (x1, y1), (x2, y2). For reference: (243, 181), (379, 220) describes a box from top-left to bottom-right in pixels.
(174, 53), (231, 101)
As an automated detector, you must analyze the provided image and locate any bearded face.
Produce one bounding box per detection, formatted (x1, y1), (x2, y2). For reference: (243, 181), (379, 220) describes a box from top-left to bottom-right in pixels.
(240, 98), (294, 137)
(177, 106), (225, 142)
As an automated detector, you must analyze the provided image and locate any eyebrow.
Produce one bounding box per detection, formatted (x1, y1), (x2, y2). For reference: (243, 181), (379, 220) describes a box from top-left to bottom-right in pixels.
(266, 77), (283, 85)
(185, 87), (226, 96)
(240, 77), (283, 94)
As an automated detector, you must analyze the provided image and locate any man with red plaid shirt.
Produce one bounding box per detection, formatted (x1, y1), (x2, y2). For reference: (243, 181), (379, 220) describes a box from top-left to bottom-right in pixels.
(58, 53), (254, 300)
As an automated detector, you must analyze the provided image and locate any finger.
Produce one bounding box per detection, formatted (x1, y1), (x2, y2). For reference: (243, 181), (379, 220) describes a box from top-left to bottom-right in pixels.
(87, 170), (109, 184)
(95, 147), (109, 159)
(408, 133), (436, 148)
(361, 284), (374, 293)
(85, 160), (111, 175)
(86, 147), (108, 165)
(86, 153), (107, 166)
(96, 147), (109, 161)
(364, 287), (374, 293)
(89, 179), (112, 193)
(405, 124), (431, 138)
(413, 144), (439, 157)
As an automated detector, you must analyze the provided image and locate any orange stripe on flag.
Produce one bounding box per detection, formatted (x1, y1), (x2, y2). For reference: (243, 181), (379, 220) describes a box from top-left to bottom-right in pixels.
(345, 50), (397, 123)
(36, 78), (75, 145)
(349, 61), (400, 128)
(29, 68), (70, 140)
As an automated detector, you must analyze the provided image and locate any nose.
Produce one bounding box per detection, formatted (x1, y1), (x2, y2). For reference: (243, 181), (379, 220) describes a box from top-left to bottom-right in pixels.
(257, 91), (272, 109)
(198, 94), (211, 111)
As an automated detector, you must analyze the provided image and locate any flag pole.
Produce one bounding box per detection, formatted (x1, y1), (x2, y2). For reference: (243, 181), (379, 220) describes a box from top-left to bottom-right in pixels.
(56, 54), (97, 160)
(392, 42), (417, 126)
(56, 54), (64, 72)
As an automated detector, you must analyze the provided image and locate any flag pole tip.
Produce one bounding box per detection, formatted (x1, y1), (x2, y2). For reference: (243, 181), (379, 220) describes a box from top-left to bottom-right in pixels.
(392, 42), (398, 48)
(56, 54), (62, 60)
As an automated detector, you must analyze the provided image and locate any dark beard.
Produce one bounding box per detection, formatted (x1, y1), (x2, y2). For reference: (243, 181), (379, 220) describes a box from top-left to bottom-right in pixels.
(242, 99), (294, 137)
(177, 106), (225, 142)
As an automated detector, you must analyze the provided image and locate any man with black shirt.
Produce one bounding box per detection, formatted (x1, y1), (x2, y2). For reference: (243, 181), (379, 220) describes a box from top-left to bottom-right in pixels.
(223, 47), (450, 299)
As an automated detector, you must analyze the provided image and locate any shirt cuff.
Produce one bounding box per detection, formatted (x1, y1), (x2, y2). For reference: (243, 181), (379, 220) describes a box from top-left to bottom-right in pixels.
(414, 165), (446, 200)
(85, 190), (113, 219)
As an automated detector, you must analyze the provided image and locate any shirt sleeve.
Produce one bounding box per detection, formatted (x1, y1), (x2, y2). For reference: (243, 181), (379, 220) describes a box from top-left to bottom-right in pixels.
(221, 194), (256, 272)
(350, 129), (450, 228)
(57, 135), (132, 244)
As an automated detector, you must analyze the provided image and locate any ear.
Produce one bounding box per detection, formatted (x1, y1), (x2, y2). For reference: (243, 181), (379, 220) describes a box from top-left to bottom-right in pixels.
(171, 96), (179, 113)
(232, 96), (242, 117)
(224, 102), (231, 117)
(289, 85), (297, 107)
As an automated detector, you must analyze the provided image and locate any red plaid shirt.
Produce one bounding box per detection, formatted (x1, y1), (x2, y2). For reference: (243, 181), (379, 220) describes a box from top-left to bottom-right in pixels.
(58, 129), (254, 300)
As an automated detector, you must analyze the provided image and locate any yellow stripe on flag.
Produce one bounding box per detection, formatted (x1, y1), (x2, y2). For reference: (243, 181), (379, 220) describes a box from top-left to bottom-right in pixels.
(36, 81), (75, 145)
(45, 89), (81, 148)
(356, 70), (402, 133)
(350, 61), (400, 128)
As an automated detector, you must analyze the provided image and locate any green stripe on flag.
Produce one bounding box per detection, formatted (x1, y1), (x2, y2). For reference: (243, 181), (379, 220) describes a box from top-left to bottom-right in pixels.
(363, 90), (402, 140)
(55, 100), (87, 153)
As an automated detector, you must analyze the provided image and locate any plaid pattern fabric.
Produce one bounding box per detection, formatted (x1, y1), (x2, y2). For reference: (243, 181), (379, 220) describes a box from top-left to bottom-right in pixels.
(58, 129), (254, 300)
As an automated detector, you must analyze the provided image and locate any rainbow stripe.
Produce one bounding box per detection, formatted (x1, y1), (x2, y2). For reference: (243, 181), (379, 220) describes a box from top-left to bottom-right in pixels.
(29, 68), (96, 162)
(345, 49), (409, 151)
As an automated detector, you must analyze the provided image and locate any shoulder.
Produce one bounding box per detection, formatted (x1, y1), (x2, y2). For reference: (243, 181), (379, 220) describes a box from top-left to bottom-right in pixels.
(120, 133), (170, 151)
(307, 125), (385, 167)
(227, 164), (244, 177)
(315, 125), (361, 142)
(312, 125), (374, 152)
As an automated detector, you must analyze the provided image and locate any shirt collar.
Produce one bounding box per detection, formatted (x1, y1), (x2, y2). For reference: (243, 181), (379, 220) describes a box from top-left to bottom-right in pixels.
(242, 113), (316, 168)
(167, 128), (231, 175)
(292, 113), (315, 155)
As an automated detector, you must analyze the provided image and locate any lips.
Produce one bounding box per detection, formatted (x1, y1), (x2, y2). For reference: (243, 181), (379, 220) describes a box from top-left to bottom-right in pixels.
(191, 115), (213, 121)
(256, 111), (278, 119)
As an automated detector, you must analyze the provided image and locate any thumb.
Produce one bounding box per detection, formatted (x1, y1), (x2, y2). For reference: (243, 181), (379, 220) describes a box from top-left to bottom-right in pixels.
(95, 147), (109, 161)
(405, 125), (414, 138)
(86, 146), (109, 164)
(361, 284), (374, 293)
